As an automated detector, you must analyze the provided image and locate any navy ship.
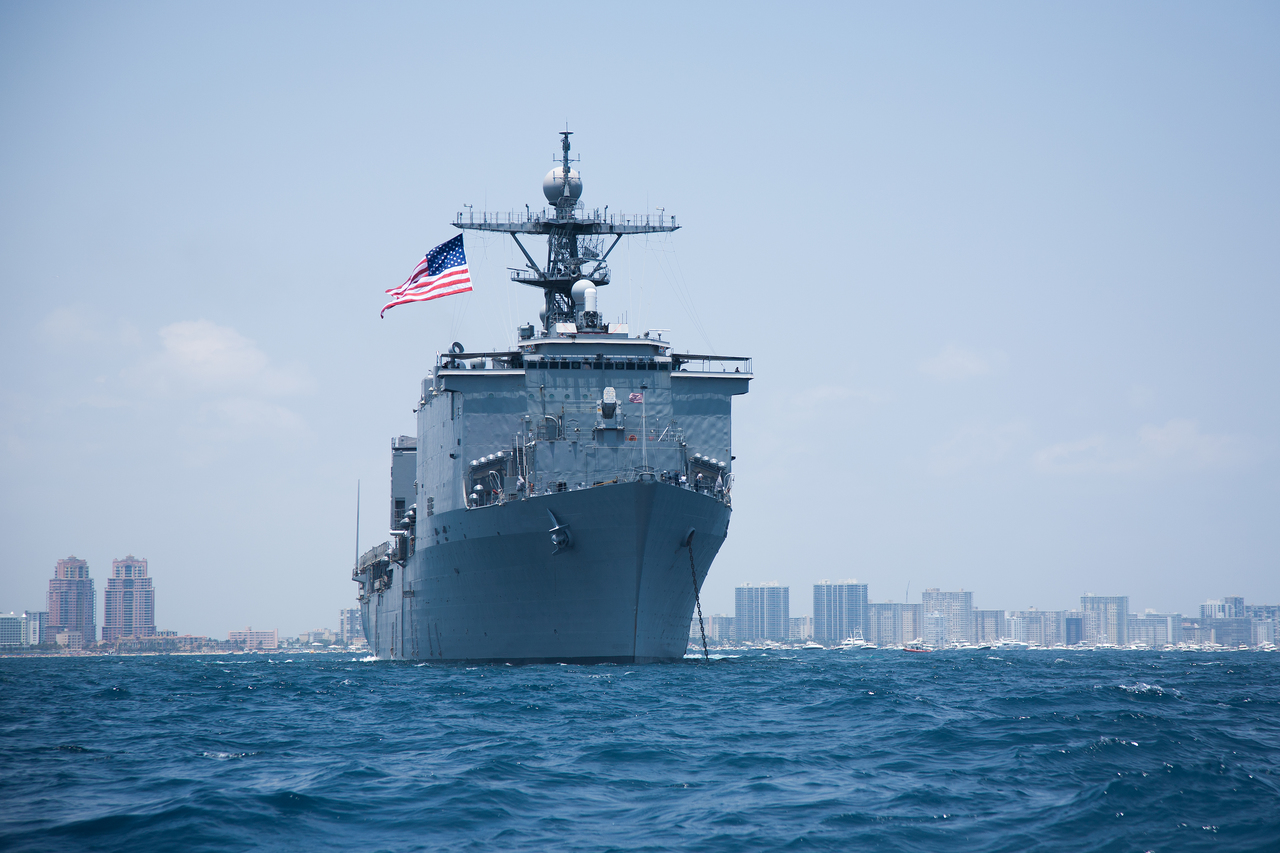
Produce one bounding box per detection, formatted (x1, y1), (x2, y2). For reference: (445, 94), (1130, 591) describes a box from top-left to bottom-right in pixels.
(353, 133), (751, 662)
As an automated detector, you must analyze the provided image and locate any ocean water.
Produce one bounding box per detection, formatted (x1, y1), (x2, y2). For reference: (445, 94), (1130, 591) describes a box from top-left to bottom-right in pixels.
(1, 651), (1278, 852)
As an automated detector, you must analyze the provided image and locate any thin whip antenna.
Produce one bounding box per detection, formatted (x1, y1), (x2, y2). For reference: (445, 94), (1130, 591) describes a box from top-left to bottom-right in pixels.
(354, 480), (361, 568)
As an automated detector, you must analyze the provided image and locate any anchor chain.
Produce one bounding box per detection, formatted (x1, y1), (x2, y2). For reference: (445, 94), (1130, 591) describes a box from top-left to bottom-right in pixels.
(688, 542), (709, 661)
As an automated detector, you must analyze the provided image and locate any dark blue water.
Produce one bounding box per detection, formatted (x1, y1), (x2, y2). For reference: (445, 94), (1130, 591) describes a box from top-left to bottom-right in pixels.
(2, 651), (1278, 852)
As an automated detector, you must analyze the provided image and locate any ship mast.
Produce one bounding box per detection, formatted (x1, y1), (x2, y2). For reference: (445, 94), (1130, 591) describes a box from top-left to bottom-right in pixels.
(454, 131), (679, 333)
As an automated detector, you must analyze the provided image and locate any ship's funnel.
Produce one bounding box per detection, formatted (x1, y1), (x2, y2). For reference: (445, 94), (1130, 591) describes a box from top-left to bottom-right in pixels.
(543, 168), (582, 204)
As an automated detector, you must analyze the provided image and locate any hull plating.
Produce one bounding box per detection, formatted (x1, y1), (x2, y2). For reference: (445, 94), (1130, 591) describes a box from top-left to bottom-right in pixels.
(362, 481), (729, 663)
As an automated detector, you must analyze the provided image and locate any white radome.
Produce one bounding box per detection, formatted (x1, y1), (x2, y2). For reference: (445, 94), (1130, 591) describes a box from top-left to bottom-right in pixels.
(543, 168), (583, 203)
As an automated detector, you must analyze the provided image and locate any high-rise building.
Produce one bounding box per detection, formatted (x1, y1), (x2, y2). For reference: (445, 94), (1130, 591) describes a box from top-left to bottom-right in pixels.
(1064, 612), (1085, 646)
(47, 556), (96, 645)
(339, 608), (363, 645)
(788, 615), (814, 641)
(1081, 594), (1129, 645)
(734, 584), (789, 643)
(973, 610), (1006, 644)
(1007, 609), (1068, 646)
(923, 611), (949, 647)
(1245, 604), (1280, 621)
(1194, 617), (1253, 647)
(1044, 611), (1069, 646)
(102, 555), (156, 644)
(813, 580), (868, 645)
(1007, 611), (1036, 644)
(866, 602), (922, 647)
(691, 614), (736, 644)
(0, 613), (23, 647)
(706, 615), (735, 643)
(23, 611), (49, 645)
(1129, 611), (1182, 647)
(921, 588), (975, 646)
(1201, 597), (1245, 619)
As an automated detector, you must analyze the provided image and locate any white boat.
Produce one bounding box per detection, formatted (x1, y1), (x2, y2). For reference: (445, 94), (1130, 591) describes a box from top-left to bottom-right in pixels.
(840, 629), (874, 650)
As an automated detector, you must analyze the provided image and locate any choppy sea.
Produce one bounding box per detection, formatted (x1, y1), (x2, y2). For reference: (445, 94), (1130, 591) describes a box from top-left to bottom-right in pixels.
(1, 650), (1278, 852)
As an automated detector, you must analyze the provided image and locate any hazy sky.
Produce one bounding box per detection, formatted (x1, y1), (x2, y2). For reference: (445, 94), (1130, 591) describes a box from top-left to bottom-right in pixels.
(2, 3), (1277, 638)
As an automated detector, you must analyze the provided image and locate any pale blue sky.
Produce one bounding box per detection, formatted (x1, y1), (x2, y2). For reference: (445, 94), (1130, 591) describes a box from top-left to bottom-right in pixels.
(2, 2), (1277, 637)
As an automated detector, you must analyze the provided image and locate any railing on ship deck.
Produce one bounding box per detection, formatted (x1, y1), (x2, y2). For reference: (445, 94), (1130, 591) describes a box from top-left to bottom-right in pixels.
(468, 467), (732, 509)
(674, 356), (752, 375)
(455, 206), (676, 228)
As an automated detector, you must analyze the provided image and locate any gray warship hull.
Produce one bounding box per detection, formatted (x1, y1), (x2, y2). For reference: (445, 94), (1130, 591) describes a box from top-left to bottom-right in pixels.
(361, 481), (730, 663)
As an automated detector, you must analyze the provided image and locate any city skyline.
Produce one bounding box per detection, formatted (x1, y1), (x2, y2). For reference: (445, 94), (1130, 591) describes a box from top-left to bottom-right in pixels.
(718, 576), (1265, 623)
(8, 555), (1276, 652)
(715, 582), (1277, 649)
(5, 550), (1270, 642)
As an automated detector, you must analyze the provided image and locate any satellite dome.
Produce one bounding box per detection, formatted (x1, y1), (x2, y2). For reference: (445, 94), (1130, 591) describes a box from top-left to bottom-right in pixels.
(543, 168), (582, 204)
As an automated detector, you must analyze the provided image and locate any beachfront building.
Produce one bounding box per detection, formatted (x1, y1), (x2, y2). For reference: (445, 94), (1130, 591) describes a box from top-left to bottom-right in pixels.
(1006, 609), (1068, 646)
(813, 580), (868, 646)
(1081, 594), (1129, 646)
(921, 588), (974, 646)
(973, 609), (1005, 645)
(1200, 597), (1245, 619)
(339, 608), (363, 645)
(228, 628), (278, 650)
(734, 584), (789, 643)
(789, 615), (814, 641)
(923, 611), (949, 648)
(691, 614), (736, 644)
(0, 611), (49, 647)
(102, 555), (156, 644)
(866, 602), (923, 647)
(1128, 611), (1182, 647)
(47, 556), (96, 646)
(0, 613), (23, 647)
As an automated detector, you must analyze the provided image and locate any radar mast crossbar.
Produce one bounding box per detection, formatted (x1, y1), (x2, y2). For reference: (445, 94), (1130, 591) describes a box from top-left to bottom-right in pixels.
(453, 130), (678, 331)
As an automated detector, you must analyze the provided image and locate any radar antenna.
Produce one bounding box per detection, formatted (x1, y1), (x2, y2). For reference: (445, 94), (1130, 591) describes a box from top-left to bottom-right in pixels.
(454, 130), (679, 333)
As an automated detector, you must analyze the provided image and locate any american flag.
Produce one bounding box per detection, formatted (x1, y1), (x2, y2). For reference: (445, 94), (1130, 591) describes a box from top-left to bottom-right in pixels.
(381, 235), (472, 317)
(629, 392), (644, 403)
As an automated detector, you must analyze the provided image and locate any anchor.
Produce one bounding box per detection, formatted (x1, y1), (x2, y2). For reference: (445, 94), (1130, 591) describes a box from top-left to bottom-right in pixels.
(548, 510), (573, 555)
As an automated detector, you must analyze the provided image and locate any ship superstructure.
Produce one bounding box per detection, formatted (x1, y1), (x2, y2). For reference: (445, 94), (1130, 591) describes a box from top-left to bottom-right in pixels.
(353, 134), (751, 662)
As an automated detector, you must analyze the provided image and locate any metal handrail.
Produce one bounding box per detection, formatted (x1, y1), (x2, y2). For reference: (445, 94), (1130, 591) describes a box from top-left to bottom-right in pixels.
(674, 357), (753, 375)
(456, 208), (677, 228)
